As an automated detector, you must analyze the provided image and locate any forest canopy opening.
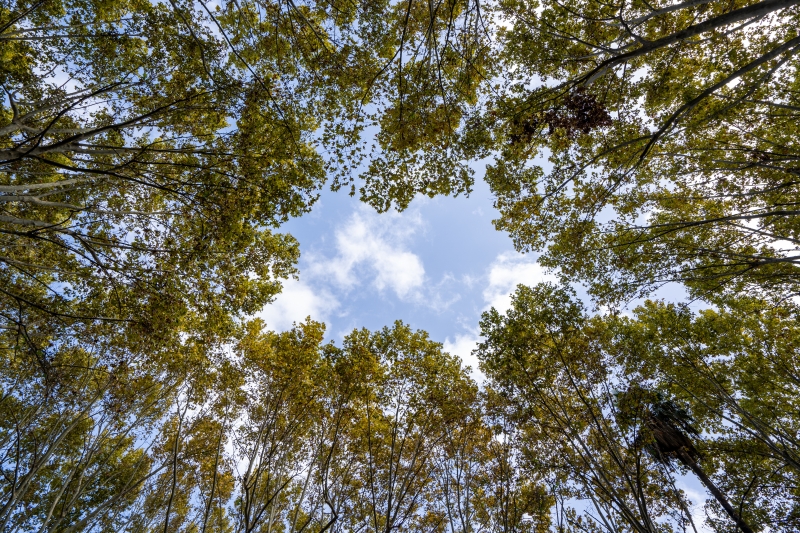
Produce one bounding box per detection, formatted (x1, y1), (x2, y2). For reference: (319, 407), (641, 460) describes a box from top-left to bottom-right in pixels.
(2, 0), (799, 531)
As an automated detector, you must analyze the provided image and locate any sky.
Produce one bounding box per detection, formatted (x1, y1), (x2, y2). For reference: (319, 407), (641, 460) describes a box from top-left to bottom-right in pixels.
(259, 157), (702, 380)
(258, 150), (707, 386)
(259, 167), (558, 380)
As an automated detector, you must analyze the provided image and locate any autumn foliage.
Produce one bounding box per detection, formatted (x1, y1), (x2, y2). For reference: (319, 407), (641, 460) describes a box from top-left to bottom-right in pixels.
(2, 0), (800, 531)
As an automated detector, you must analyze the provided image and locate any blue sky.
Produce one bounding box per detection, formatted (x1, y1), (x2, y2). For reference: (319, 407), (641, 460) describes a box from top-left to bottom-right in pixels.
(261, 164), (697, 381)
(260, 169), (558, 379)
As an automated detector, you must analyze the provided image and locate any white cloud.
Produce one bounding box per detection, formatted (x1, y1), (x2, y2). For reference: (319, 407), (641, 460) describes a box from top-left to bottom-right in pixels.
(482, 252), (556, 313)
(309, 207), (426, 301)
(257, 277), (339, 332)
(440, 252), (555, 384)
(443, 331), (485, 382)
(420, 273), (463, 312)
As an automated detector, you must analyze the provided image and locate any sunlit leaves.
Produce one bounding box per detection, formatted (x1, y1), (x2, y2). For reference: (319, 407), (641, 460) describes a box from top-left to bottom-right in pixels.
(486, 0), (800, 306)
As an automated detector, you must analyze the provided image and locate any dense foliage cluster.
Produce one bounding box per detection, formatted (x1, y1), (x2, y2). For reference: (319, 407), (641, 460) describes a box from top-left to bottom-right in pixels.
(487, 0), (800, 307)
(2, 0), (799, 531)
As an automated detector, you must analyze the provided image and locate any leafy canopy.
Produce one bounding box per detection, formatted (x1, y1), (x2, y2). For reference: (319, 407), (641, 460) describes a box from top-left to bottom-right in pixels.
(484, 0), (800, 306)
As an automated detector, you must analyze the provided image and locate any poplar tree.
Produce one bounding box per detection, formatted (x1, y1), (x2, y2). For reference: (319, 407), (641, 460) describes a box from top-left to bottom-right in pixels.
(484, 0), (800, 306)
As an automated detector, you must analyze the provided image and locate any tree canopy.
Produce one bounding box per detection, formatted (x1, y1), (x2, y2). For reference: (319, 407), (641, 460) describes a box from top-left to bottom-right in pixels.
(478, 283), (800, 533)
(485, 0), (800, 306)
(0, 0), (489, 345)
(2, 0), (800, 532)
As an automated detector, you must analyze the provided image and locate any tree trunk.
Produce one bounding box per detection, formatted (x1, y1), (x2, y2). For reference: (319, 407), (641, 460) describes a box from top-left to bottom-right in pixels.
(678, 451), (755, 533)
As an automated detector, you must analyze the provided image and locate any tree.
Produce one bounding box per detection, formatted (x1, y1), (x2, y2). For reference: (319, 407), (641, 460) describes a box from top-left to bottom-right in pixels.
(477, 283), (694, 533)
(335, 322), (480, 533)
(470, 389), (553, 533)
(483, 0), (800, 306)
(0, 0), (492, 359)
(616, 386), (755, 533)
(477, 282), (800, 533)
(0, 312), (506, 533)
(0, 0), (324, 367)
(610, 299), (800, 533)
(0, 10), (493, 524)
(0, 310), (196, 532)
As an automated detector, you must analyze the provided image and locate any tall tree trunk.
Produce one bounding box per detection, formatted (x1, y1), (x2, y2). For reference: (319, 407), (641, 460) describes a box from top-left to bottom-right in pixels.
(678, 451), (755, 533)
